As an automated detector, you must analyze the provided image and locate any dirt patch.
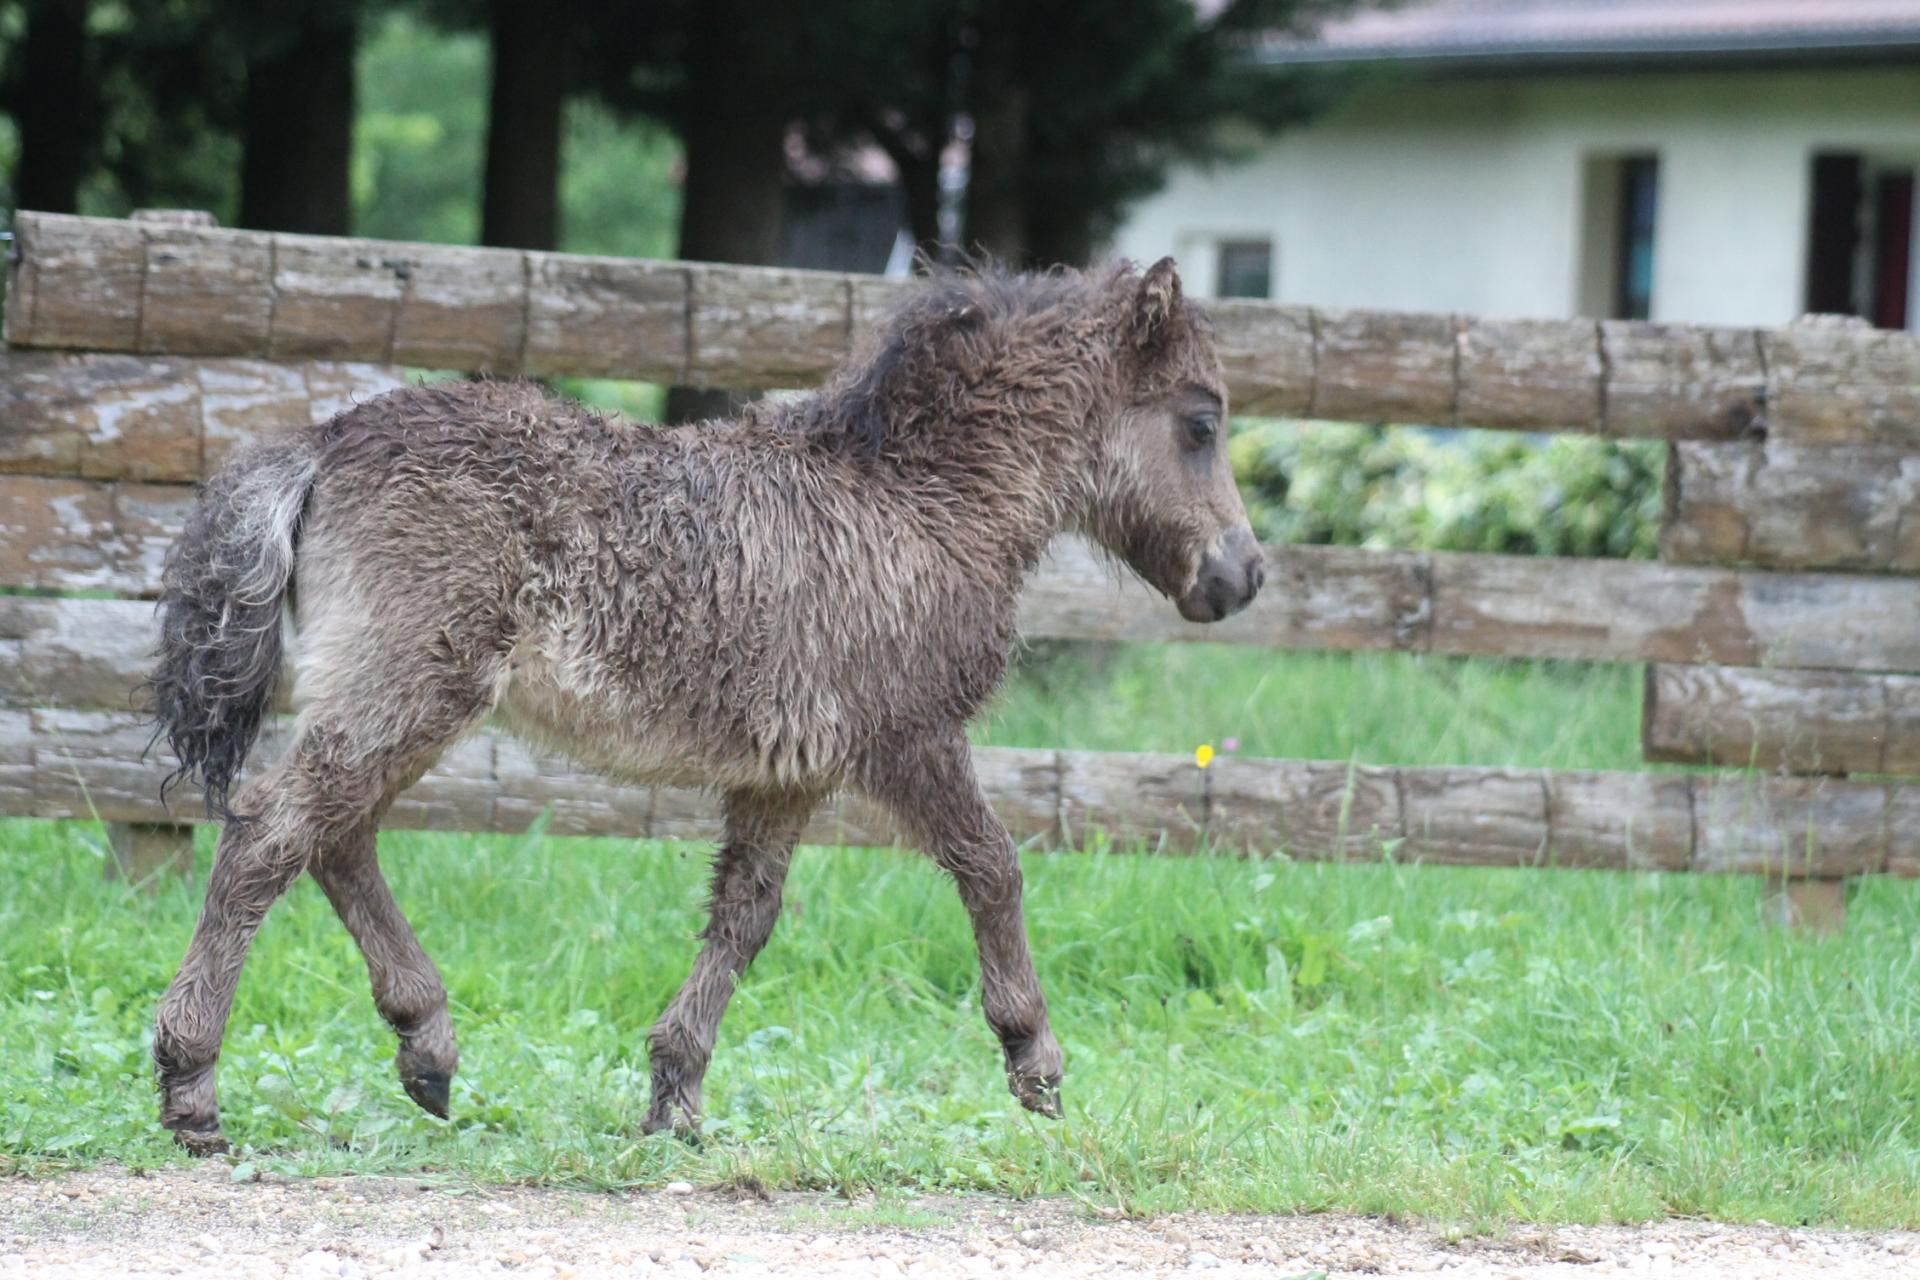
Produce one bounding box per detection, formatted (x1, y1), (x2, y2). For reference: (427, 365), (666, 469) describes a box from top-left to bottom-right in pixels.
(3, 1166), (1917, 1278)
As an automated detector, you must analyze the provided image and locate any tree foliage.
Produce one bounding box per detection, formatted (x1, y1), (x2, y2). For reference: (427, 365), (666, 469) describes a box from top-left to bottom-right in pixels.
(2, 0), (1350, 265)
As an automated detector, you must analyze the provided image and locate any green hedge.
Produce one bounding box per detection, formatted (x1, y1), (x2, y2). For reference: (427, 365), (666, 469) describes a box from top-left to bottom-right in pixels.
(1231, 421), (1663, 560)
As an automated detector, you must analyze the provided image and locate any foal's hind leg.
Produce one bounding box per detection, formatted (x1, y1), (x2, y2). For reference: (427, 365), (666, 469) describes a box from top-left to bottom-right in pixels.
(644, 788), (818, 1135)
(154, 701), (489, 1153)
(309, 822), (458, 1119)
(151, 754), (327, 1156)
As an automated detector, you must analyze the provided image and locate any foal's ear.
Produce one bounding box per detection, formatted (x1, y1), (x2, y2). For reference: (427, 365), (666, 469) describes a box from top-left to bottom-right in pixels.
(1133, 257), (1184, 343)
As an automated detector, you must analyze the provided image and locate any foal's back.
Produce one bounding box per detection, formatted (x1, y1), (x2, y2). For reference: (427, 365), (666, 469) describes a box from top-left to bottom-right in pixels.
(291, 379), (1012, 793)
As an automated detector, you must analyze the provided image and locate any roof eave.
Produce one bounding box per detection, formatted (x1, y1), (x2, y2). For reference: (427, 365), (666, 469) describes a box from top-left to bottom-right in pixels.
(1251, 30), (1920, 72)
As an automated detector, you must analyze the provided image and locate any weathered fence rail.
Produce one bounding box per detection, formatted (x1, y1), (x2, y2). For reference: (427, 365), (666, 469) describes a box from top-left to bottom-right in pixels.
(1643, 664), (1920, 776)
(0, 349), (401, 482)
(3, 211), (1917, 916)
(7, 480), (1920, 673)
(4, 707), (1909, 878)
(10, 212), (1920, 443)
(1663, 439), (1920, 573)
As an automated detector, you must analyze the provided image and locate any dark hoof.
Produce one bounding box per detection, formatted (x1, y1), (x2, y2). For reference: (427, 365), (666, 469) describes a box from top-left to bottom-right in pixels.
(1012, 1075), (1063, 1119)
(172, 1128), (230, 1158)
(402, 1070), (451, 1120)
(641, 1106), (703, 1146)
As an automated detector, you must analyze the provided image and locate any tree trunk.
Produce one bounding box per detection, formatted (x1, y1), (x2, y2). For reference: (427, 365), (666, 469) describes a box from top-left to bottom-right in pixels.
(869, 125), (945, 265)
(963, 83), (1028, 266)
(665, 5), (790, 424)
(238, 16), (356, 235)
(1026, 194), (1097, 268)
(481, 0), (569, 251)
(14, 0), (92, 214)
(898, 143), (944, 263)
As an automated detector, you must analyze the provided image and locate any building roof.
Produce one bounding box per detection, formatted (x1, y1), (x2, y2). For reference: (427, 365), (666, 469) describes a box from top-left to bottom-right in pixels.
(1254, 0), (1920, 69)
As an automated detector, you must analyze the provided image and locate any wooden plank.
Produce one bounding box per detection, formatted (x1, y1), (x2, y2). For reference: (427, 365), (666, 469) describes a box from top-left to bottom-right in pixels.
(1663, 440), (1920, 572)
(1456, 317), (1600, 433)
(0, 595), (159, 713)
(1543, 771), (1695, 872)
(14, 213), (1916, 440)
(1887, 787), (1920, 877)
(266, 232), (412, 362)
(524, 251), (688, 382)
(0, 478), (188, 596)
(1398, 767), (1549, 866)
(846, 274), (913, 352)
(1763, 319), (1920, 448)
(1308, 306), (1456, 426)
(6, 500), (1919, 674)
(1599, 321), (1764, 441)
(1205, 300), (1315, 417)
(1058, 748), (1207, 851)
(0, 350), (203, 482)
(0, 350), (406, 483)
(140, 223), (276, 357)
(6, 707), (1905, 876)
(684, 261), (851, 389)
(974, 747), (1067, 849)
(1643, 664), (1920, 776)
(390, 242), (530, 372)
(1427, 552), (1920, 673)
(0, 708), (33, 815)
(1205, 756), (1401, 859)
(4, 212), (145, 350)
(1690, 773), (1888, 878)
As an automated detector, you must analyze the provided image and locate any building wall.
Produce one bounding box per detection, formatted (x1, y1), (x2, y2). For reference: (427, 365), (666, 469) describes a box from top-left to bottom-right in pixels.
(1112, 65), (1920, 326)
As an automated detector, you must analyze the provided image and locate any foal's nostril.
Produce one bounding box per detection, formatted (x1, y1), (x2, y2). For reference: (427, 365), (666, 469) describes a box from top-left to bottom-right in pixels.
(1247, 558), (1266, 598)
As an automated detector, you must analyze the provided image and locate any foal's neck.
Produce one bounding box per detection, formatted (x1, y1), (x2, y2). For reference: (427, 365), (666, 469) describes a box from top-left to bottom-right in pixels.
(900, 371), (1114, 586)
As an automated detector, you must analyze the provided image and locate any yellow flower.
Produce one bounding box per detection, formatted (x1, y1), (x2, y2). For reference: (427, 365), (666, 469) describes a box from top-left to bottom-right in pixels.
(1195, 744), (1215, 769)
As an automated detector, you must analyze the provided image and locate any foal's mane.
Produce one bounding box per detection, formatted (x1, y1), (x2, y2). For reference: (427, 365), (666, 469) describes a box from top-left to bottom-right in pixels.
(781, 261), (1135, 457)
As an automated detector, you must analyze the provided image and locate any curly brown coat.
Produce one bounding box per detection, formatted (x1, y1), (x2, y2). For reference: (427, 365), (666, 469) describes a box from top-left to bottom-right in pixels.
(147, 258), (1264, 1154)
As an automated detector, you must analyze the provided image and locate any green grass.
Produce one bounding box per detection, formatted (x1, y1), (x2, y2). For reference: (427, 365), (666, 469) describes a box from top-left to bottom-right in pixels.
(3, 647), (1918, 1229)
(975, 643), (1645, 768)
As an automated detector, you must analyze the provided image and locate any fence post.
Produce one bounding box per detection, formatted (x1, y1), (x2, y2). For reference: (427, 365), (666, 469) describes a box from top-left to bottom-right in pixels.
(1765, 878), (1847, 935)
(106, 821), (194, 887)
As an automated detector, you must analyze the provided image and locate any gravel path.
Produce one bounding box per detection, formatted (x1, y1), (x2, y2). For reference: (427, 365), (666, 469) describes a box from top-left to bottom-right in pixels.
(3, 1166), (1916, 1279)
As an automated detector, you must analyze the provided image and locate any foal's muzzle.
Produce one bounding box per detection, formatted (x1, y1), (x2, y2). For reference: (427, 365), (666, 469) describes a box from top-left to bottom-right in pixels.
(1176, 525), (1266, 623)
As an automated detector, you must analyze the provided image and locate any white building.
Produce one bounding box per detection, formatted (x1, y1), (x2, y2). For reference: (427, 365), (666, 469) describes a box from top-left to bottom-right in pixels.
(1113, 0), (1920, 330)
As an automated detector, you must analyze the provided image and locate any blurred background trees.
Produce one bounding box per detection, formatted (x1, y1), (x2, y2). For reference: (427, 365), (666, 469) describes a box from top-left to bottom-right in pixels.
(0, 0), (1346, 266)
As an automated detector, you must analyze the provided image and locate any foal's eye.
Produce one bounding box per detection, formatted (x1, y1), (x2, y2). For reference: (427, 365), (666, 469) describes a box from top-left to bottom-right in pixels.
(1184, 413), (1219, 448)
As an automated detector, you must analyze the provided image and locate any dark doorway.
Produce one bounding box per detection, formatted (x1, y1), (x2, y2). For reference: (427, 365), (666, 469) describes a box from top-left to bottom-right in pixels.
(1806, 152), (1864, 315)
(1874, 171), (1913, 331)
(1614, 156), (1659, 321)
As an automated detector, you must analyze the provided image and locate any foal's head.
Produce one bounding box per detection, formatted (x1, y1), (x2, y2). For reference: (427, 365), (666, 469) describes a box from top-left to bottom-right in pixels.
(1082, 258), (1265, 623)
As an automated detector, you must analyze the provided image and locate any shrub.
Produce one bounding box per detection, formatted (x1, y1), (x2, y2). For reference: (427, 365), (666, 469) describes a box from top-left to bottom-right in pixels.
(1230, 421), (1663, 559)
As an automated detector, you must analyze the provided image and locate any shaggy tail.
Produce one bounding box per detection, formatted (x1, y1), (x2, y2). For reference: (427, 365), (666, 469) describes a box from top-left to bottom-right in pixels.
(148, 438), (319, 820)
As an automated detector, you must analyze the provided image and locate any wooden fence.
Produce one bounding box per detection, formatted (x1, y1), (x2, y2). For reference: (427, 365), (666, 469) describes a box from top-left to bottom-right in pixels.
(4, 211), (1918, 928)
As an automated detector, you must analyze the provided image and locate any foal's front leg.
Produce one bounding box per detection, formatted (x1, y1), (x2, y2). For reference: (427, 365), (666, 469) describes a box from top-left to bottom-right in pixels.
(867, 735), (1064, 1116)
(643, 788), (817, 1135)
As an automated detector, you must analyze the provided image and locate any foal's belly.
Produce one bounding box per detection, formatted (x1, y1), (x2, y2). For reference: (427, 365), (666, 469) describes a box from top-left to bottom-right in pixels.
(493, 652), (790, 793)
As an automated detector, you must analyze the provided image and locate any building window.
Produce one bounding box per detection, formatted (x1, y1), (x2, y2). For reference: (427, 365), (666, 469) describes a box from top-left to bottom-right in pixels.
(1216, 239), (1273, 299)
(1577, 153), (1659, 320)
(1805, 151), (1917, 330)
(1615, 157), (1658, 321)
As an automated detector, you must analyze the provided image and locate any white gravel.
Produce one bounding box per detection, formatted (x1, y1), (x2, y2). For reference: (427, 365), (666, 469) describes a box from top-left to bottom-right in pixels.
(4, 1165), (1917, 1279)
